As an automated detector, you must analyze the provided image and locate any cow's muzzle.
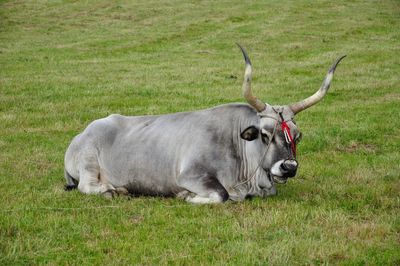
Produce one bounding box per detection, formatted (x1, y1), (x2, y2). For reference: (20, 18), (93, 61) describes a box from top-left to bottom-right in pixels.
(280, 159), (298, 178)
(270, 159), (298, 183)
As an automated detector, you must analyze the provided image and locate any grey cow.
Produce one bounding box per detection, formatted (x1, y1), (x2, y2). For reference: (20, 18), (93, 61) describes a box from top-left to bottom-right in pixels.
(64, 45), (345, 203)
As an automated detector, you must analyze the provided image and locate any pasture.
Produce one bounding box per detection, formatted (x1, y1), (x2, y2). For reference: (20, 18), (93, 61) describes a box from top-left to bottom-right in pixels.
(1, 0), (399, 264)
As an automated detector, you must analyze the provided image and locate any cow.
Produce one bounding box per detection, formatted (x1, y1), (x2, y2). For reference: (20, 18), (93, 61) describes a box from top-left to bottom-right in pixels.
(64, 45), (345, 203)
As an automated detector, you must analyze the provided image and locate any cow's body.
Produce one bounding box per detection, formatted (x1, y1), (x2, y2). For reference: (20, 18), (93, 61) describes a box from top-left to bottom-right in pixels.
(65, 104), (279, 202)
(64, 45), (345, 203)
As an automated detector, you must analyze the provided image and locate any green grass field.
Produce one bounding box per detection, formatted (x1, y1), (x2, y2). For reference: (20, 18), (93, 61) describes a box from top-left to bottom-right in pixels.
(1, 0), (399, 264)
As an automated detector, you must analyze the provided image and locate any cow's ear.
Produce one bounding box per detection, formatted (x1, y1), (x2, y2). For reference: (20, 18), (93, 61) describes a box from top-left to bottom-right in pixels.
(240, 126), (259, 141)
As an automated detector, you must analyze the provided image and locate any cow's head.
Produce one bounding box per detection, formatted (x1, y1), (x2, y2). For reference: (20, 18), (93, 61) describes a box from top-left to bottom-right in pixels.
(237, 44), (345, 197)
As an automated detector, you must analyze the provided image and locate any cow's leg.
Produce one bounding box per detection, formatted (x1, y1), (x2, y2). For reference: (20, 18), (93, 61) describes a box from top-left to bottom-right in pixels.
(77, 170), (115, 196)
(77, 155), (115, 197)
(177, 169), (229, 204)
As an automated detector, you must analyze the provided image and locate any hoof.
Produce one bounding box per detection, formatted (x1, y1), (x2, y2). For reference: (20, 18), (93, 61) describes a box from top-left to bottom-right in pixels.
(176, 190), (195, 200)
(101, 190), (116, 199)
(115, 187), (129, 196)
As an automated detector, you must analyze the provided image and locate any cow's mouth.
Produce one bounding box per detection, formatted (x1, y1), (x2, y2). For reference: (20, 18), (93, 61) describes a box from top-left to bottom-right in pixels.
(266, 170), (288, 184)
(272, 175), (287, 184)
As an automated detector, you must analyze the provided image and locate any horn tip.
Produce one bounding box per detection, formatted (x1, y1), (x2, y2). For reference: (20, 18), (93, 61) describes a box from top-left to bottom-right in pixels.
(338, 54), (347, 63)
(328, 54), (347, 73)
(236, 43), (251, 65)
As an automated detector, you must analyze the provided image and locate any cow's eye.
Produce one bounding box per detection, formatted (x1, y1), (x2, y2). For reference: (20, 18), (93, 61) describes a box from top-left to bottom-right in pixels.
(261, 134), (269, 143)
(261, 129), (272, 143)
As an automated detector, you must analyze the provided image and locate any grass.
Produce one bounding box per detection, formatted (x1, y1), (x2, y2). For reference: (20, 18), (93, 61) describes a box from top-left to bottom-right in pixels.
(1, 0), (399, 264)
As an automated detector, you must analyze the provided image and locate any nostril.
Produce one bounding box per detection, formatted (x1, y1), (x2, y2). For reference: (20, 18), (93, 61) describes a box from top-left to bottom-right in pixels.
(281, 160), (298, 173)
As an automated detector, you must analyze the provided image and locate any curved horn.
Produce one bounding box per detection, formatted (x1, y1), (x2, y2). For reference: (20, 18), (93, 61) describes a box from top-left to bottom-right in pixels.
(237, 44), (266, 112)
(289, 55), (346, 114)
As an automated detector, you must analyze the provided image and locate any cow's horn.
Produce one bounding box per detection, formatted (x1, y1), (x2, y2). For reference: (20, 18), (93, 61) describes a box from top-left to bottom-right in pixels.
(289, 55), (346, 114)
(237, 44), (266, 112)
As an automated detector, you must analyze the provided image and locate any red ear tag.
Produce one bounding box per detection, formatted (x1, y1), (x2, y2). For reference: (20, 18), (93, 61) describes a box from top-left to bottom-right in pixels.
(281, 121), (296, 157)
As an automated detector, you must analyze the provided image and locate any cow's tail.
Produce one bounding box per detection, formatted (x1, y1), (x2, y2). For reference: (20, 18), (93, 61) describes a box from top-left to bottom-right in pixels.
(64, 169), (78, 191)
